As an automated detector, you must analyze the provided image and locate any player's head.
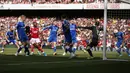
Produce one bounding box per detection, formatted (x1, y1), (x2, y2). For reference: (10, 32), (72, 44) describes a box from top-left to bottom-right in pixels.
(70, 20), (74, 24)
(63, 20), (69, 25)
(95, 21), (100, 27)
(20, 15), (26, 22)
(9, 26), (14, 31)
(53, 20), (57, 26)
(33, 21), (37, 27)
(114, 29), (118, 33)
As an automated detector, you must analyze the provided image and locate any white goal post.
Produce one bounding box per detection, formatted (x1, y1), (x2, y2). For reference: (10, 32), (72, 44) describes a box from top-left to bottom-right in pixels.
(103, 0), (107, 60)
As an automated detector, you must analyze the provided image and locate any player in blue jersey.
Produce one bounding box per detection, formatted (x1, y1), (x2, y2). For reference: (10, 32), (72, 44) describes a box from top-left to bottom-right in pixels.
(15, 15), (30, 56)
(114, 29), (130, 56)
(61, 19), (75, 58)
(0, 26), (20, 53)
(69, 20), (77, 54)
(43, 21), (59, 55)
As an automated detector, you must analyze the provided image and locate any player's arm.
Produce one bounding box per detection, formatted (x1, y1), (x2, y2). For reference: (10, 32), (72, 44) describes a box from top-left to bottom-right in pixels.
(99, 27), (103, 31)
(15, 22), (20, 40)
(16, 22), (20, 29)
(43, 25), (52, 30)
(39, 28), (43, 39)
(15, 30), (19, 40)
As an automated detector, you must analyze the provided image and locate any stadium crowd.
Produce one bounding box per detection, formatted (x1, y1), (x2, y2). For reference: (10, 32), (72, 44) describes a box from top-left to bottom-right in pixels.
(0, 16), (130, 50)
(0, 0), (120, 4)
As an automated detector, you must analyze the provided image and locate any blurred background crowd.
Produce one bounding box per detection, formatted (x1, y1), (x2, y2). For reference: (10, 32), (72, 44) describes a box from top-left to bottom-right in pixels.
(0, 0), (121, 4)
(0, 16), (130, 47)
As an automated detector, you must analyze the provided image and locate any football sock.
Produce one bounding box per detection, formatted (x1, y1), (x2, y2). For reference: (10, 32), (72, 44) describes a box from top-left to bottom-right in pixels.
(37, 45), (44, 52)
(2, 47), (4, 51)
(65, 48), (68, 53)
(87, 49), (93, 57)
(17, 46), (23, 53)
(68, 48), (73, 53)
(24, 46), (30, 55)
(42, 43), (46, 48)
(116, 49), (121, 55)
(53, 47), (56, 52)
(62, 45), (65, 50)
(124, 49), (130, 55)
(30, 45), (34, 52)
(72, 48), (76, 53)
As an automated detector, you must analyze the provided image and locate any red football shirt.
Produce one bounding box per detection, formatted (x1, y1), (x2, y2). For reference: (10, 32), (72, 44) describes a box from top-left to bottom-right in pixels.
(81, 40), (87, 47)
(30, 27), (39, 38)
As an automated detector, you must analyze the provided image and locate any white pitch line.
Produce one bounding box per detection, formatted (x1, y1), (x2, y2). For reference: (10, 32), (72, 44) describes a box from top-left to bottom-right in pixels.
(105, 59), (129, 61)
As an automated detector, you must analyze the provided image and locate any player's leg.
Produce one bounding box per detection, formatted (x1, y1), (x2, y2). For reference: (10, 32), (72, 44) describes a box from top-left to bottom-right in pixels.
(81, 45), (87, 53)
(24, 41), (30, 56)
(35, 38), (47, 56)
(78, 45), (81, 50)
(48, 37), (56, 55)
(0, 40), (7, 53)
(86, 42), (94, 58)
(15, 44), (24, 56)
(63, 43), (72, 56)
(36, 42), (47, 56)
(86, 46), (93, 58)
(69, 43), (76, 59)
(62, 39), (70, 55)
(62, 44), (67, 56)
(30, 44), (35, 55)
(115, 42), (122, 56)
(86, 39), (98, 59)
(72, 43), (77, 54)
(20, 37), (30, 56)
(72, 38), (77, 54)
(123, 45), (130, 56)
(30, 38), (35, 55)
(13, 40), (22, 54)
(52, 42), (57, 55)
(41, 41), (46, 48)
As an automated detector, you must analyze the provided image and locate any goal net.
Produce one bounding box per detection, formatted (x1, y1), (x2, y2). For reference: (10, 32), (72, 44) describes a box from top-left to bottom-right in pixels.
(103, 1), (130, 61)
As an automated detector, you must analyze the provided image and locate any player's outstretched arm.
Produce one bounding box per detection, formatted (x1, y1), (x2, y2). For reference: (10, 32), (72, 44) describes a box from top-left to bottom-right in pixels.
(43, 25), (52, 30)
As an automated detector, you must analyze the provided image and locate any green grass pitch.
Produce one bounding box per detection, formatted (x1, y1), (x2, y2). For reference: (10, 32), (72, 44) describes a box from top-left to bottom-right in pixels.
(0, 46), (130, 73)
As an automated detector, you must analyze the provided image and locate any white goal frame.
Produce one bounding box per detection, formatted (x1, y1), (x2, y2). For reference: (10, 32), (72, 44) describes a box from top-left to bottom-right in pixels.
(103, 0), (107, 60)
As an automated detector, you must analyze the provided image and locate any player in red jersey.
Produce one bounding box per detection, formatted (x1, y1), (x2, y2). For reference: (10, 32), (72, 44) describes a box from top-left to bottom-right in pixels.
(77, 35), (87, 53)
(30, 21), (47, 56)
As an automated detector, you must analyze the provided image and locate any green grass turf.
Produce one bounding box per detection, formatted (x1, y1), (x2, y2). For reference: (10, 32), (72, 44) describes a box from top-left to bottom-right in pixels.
(0, 47), (130, 73)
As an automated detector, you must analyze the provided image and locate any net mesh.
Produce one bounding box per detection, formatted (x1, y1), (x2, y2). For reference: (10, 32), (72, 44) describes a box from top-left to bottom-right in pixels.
(108, 10), (130, 19)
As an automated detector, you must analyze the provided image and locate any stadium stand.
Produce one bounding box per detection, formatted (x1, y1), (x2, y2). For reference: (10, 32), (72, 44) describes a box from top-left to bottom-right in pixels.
(0, 0), (121, 4)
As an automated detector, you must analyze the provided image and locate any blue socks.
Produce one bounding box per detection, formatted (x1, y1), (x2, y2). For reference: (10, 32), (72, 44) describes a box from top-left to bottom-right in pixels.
(42, 43), (46, 48)
(53, 47), (56, 52)
(68, 48), (73, 53)
(72, 48), (76, 53)
(124, 49), (130, 55)
(116, 48), (121, 55)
